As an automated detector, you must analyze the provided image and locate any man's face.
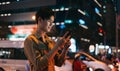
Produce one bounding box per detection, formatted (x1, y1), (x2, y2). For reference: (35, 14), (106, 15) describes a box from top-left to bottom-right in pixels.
(46, 16), (55, 32)
(39, 15), (54, 32)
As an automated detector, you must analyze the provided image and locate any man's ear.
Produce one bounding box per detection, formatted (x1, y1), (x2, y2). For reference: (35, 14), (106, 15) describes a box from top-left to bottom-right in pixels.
(38, 17), (44, 24)
(38, 17), (42, 22)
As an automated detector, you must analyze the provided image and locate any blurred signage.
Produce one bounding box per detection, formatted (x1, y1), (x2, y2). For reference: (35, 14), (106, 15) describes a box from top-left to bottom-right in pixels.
(11, 24), (37, 34)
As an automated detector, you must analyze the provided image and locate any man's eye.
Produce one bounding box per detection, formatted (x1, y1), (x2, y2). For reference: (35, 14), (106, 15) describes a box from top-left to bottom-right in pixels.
(47, 21), (51, 24)
(47, 20), (51, 22)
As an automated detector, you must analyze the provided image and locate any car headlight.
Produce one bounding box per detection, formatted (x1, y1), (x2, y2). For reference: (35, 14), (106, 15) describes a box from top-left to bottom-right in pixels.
(87, 67), (94, 71)
(108, 64), (114, 69)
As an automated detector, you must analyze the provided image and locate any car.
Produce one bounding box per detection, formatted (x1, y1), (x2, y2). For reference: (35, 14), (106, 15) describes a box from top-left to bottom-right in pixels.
(55, 60), (73, 71)
(75, 51), (112, 71)
(55, 59), (93, 71)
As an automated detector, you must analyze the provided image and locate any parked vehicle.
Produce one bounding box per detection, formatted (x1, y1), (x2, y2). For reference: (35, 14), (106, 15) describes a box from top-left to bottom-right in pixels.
(0, 40), (28, 71)
(55, 59), (94, 71)
(75, 51), (112, 71)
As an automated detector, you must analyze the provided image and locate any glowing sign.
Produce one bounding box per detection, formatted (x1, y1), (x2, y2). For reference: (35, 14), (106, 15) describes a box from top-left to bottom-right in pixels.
(10, 24), (37, 34)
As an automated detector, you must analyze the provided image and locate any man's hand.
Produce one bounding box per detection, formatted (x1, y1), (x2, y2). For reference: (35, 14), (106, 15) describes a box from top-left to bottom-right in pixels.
(55, 32), (71, 49)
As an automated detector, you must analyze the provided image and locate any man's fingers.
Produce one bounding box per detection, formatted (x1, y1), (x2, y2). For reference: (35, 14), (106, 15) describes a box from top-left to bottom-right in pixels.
(66, 35), (71, 40)
(63, 31), (69, 38)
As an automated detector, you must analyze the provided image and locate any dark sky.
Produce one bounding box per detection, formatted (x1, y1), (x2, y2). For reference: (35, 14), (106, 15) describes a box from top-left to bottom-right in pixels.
(116, 0), (120, 14)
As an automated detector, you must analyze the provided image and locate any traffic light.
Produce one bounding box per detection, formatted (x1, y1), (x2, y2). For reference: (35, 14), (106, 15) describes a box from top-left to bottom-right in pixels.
(98, 27), (104, 36)
(99, 27), (103, 33)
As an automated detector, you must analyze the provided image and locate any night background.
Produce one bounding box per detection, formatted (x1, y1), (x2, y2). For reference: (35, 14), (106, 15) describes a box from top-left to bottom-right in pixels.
(0, 0), (119, 50)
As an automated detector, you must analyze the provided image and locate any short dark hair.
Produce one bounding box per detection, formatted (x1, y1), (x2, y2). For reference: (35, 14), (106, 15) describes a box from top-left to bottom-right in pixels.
(35, 7), (54, 23)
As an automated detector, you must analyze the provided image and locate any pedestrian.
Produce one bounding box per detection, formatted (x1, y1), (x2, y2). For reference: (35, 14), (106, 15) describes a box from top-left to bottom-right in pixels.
(24, 7), (71, 71)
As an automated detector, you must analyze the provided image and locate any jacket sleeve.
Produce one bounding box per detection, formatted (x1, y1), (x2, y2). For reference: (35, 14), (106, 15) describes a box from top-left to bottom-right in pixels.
(24, 37), (49, 71)
(54, 49), (68, 67)
(54, 41), (70, 67)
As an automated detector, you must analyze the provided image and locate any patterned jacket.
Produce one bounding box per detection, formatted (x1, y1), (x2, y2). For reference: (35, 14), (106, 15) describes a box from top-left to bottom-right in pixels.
(24, 32), (66, 71)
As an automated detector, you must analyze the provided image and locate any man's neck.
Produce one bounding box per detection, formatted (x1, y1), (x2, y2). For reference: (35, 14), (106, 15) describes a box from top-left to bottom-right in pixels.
(36, 28), (45, 35)
(36, 29), (47, 41)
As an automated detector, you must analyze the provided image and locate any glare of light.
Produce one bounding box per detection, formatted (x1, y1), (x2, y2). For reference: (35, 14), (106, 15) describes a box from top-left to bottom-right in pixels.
(60, 6), (64, 11)
(32, 16), (35, 20)
(79, 19), (85, 25)
(52, 23), (55, 25)
(2, 2), (5, 5)
(0, 13), (11, 16)
(17, 0), (20, 1)
(95, 8), (100, 13)
(61, 22), (64, 25)
(64, 20), (73, 24)
(108, 64), (114, 69)
(8, 25), (12, 28)
(105, 46), (109, 49)
(81, 38), (90, 42)
(79, 24), (88, 29)
(98, 45), (104, 49)
(2, 51), (5, 53)
(97, 13), (102, 17)
(108, 48), (112, 54)
(69, 38), (76, 52)
(9, 38), (25, 41)
(94, 0), (102, 7)
(95, 44), (99, 55)
(51, 37), (56, 40)
(64, 8), (69, 11)
(103, 5), (106, 9)
(4, 14), (7, 16)
(98, 33), (103, 36)
(0, 51), (3, 56)
(89, 45), (95, 52)
(6, 51), (10, 54)
(89, 67), (94, 71)
(95, 8), (102, 17)
(0, 14), (4, 16)
(6, 1), (10, 4)
(78, 9), (85, 15)
(55, 9), (59, 11)
(8, 13), (11, 16)
(8, 34), (28, 41)
(52, 9), (55, 11)
(8, 52), (11, 54)
(59, 24), (65, 29)
(56, 22), (60, 25)
(97, 22), (102, 26)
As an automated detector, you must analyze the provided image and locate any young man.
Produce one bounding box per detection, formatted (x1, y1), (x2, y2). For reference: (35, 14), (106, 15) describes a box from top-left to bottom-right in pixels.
(24, 7), (71, 71)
